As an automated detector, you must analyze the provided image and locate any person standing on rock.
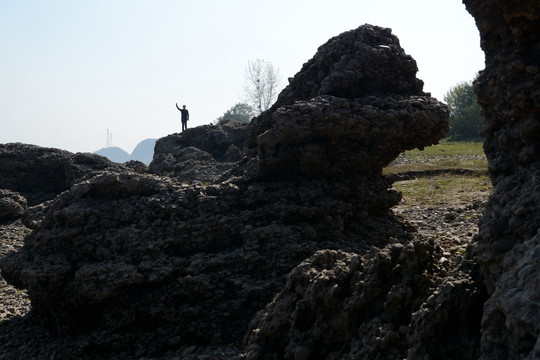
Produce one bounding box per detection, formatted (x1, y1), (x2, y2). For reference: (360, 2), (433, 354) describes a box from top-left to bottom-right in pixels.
(176, 103), (189, 132)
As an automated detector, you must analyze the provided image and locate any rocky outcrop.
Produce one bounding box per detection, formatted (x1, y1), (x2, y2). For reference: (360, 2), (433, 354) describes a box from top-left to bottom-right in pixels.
(254, 95), (448, 179)
(0, 171), (415, 357)
(0, 24), (449, 358)
(244, 243), (442, 360)
(0, 143), (131, 206)
(150, 120), (249, 183)
(464, 0), (540, 358)
(247, 25), (428, 153)
(406, 1), (540, 359)
(1, 2), (538, 358)
(0, 190), (27, 222)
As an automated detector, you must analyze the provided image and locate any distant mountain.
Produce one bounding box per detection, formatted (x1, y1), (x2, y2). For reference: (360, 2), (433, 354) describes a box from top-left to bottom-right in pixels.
(94, 146), (130, 163)
(94, 138), (156, 165)
(130, 139), (156, 165)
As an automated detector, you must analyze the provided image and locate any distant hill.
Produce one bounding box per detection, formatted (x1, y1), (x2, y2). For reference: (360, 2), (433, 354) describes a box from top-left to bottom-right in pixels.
(130, 139), (156, 165)
(94, 138), (156, 165)
(94, 146), (130, 163)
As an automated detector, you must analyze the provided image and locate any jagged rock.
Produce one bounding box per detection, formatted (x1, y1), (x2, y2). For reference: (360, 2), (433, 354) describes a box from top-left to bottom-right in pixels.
(0, 24), (448, 358)
(255, 95), (448, 178)
(407, 1), (540, 359)
(0, 143), (132, 205)
(152, 120), (248, 162)
(244, 242), (440, 360)
(150, 146), (233, 183)
(0, 189), (27, 222)
(224, 144), (244, 163)
(0, 2), (538, 358)
(123, 160), (149, 173)
(407, 262), (487, 359)
(247, 24), (429, 153)
(150, 120), (248, 183)
(465, 0), (540, 293)
(0, 171), (413, 357)
(480, 233), (540, 360)
(464, 1), (540, 358)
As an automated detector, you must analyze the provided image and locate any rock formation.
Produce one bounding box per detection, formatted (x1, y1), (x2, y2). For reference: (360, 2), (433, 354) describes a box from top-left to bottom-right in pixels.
(149, 120), (249, 183)
(0, 189), (27, 222)
(465, 0), (540, 358)
(0, 143), (131, 206)
(0, 24), (449, 358)
(379, 1), (540, 359)
(247, 25), (426, 153)
(2, 1), (538, 356)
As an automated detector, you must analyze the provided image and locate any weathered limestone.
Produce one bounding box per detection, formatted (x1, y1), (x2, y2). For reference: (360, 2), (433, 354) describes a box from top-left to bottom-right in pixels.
(465, 0), (540, 358)
(0, 189), (27, 222)
(0, 143), (130, 206)
(0, 24), (449, 358)
(405, 2), (540, 359)
(149, 120), (249, 183)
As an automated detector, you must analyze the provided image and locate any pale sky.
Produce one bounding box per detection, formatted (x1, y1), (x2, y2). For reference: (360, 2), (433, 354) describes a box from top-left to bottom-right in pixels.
(0, 0), (484, 154)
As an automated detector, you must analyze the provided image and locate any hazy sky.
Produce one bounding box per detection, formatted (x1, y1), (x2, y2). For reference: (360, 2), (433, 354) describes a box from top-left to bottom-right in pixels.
(0, 0), (484, 154)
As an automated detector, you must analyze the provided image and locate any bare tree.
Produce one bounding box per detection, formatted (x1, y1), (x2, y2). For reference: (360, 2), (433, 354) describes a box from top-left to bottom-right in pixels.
(243, 59), (282, 114)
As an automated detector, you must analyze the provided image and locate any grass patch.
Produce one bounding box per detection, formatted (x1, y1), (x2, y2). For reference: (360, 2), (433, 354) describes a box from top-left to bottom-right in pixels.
(404, 140), (485, 156)
(393, 173), (492, 208)
(384, 141), (487, 174)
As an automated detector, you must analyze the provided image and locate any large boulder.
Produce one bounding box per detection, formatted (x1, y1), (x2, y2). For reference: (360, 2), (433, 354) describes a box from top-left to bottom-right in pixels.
(247, 24), (430, 153)
(0, 143), (131, 205)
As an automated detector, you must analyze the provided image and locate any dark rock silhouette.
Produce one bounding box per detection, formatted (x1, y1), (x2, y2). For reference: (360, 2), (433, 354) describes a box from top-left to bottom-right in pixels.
(403, 1), (540, 359)
(247, 24), (428, 154)
(2, 4), (537, 357)
(465, 0), (540, 358)
(0, 189), (27, 222)
(254, 94), (448, 179)
(149, 120), (249, 183)
(0, 24), (449, 358)
(0, 143), (131, 206)
(154, 120), (248, 162)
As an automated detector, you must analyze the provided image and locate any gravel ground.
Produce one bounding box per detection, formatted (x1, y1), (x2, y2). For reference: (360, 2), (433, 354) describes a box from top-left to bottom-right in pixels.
(389, 152), (487, 166)
(0, 176), (489, 359)
(0, 221), (30, 323)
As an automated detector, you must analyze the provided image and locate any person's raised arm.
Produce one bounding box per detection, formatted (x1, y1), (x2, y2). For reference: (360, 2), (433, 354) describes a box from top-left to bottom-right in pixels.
(176, 103), (181, 111)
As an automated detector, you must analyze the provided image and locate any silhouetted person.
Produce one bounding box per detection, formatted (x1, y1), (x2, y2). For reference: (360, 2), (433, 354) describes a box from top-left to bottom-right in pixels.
(176, 103), (189, 132)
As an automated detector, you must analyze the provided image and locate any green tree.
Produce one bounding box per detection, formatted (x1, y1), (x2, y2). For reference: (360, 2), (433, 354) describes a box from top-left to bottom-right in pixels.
(443, 79), (484, 141)
(217, 103), (256, 124)
(243, 59), (283, 114)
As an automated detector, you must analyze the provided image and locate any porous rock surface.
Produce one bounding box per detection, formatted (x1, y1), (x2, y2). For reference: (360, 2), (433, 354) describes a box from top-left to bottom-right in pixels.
(247, 25), (426, 153)
(241, 4), (540, 358)
(0, 24), (449, 358)
(0, 190), (27, 222)
(465, 0), (540, 358)
(0, 143), (131, 206)
(150, 120), (248, 183)
(255, 94), (448, 178)
(398, 1), (540, 359)
(244, 243), (442, 360)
